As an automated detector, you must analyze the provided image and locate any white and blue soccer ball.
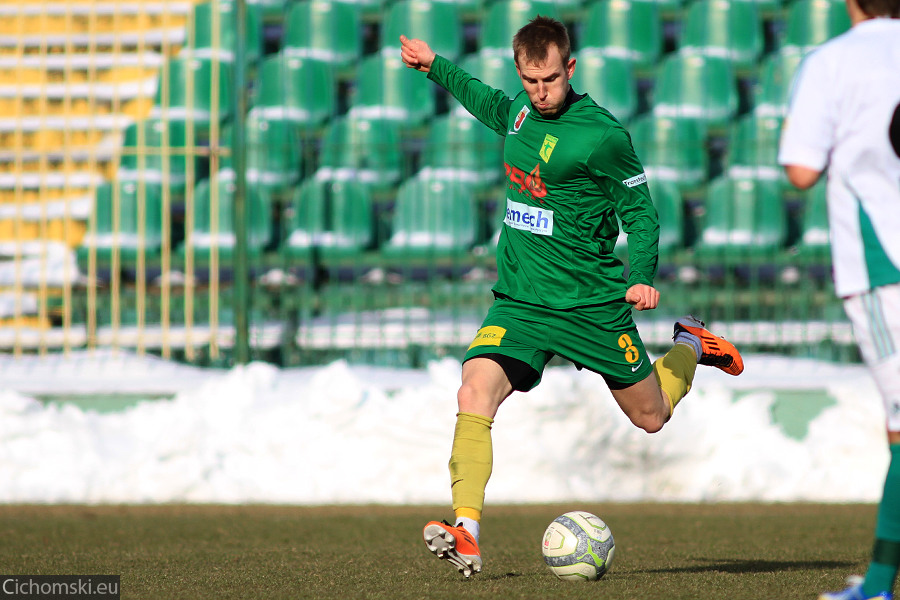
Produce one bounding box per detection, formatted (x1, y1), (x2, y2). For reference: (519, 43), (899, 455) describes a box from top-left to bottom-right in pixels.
(541, 510), (615, 581)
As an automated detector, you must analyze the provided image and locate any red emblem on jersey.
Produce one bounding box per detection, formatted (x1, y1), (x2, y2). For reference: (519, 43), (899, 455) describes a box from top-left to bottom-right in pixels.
(514, 106), (530, 132)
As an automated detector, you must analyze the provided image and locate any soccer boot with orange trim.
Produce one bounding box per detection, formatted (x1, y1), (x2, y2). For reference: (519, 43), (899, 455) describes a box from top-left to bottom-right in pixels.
(819, 576), (893, 600)
(673, 315), (744, 376)
(423, 520), (483, 578)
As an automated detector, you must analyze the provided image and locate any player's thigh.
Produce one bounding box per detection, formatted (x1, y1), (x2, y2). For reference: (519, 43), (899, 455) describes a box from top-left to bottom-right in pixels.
(844, 284), (900, 432)
(608, 372), (666, 421)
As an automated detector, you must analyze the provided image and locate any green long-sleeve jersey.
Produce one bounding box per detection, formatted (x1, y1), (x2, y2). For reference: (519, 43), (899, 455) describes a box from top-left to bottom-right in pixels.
(427, 55), (659, 309)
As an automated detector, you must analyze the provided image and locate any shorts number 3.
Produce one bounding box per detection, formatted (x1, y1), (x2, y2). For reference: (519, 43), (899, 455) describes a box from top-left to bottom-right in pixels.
(618, 333), (640, 363)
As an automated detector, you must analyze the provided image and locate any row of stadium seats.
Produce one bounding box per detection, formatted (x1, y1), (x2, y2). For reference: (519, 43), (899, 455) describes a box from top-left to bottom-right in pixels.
(78, 167), (829, 284)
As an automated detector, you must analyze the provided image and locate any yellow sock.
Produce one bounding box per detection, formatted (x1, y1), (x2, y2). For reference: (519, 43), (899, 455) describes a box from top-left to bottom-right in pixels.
(653, 343), (698, 416)
(449, 412), (494, 516)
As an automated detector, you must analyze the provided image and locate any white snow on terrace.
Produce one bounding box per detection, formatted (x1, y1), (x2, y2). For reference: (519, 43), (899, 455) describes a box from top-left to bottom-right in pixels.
(0, 350), (889, 504)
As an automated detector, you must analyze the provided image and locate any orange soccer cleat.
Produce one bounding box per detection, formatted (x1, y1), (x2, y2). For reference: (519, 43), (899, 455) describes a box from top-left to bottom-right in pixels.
(422, 520), (483, 578)
(674, 315), (744, 376)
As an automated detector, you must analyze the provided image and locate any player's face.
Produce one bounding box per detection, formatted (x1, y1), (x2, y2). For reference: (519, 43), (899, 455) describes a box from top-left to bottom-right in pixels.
(515, 44), (576, 117)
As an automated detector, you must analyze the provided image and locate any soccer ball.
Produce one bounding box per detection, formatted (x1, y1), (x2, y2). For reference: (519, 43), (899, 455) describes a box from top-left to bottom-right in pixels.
(541, 511), (615, 581)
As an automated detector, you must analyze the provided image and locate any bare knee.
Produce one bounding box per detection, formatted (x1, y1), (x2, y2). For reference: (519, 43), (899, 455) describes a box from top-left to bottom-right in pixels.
(629, 410), (666, 434)
(457, 380), (496, 417)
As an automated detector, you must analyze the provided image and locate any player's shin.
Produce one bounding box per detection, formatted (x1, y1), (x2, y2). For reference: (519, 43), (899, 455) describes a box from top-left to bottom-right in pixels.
(448, 412), (494, 540)
(653, 344), (699, 416)
(863, 443), (900, 597)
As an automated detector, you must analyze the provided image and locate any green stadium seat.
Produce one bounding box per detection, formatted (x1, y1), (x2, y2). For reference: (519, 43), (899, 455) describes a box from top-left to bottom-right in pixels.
(348, 53), (436, 126)
(249, 53), (336, 131)
(77, 180), (164, 271)
(580, 0), (663, 75)
(452, 51), (521, 117)
(753, 46), (804, 118)
(380, 0), (464, 62)
(651, 52), (739, 132)
(571, 52), (638, 123)
(798, 178), (830, 259)
(695, 175), (786, 259)
(678, 0), (764, 74)
(316, 116), (404, 192)
(383, 176), (477, 260)
(285, 178), (374, 262)
(118, 118), (199, 195)
(726, 113), (784, 181)
(782, 0), (851, 53)
(181, 0), (263, 65)
(244, 112), (304, 195)
(650, 179), (685, 253)
(180, 173), (273, 262)
(150, 56), (234, 134)
(479, 0), (562, 56)
(419, 114), (504, 188)
(282, 1), (362, 72)
(629, 114), (708, 192)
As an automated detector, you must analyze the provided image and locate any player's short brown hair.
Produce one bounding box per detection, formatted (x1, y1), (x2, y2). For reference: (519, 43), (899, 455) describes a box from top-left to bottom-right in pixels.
(856, 0), (900, 17)
(512, 15), (571, 67)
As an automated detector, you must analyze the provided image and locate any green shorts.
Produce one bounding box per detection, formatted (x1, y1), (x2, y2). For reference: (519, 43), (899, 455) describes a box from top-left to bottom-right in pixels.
(463, 295), (653, 391)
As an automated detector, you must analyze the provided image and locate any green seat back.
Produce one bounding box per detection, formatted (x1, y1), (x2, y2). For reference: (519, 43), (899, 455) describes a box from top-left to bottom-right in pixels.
(184, 0), (262, 64)
(91, 180), (164, 248)
(581, 0), (662, 72)
(119, 118), (197, 188)
(698, 176), (785, 255)
(152, 56), (233, 126)
(349, 54), (435, 126)
(244, 112), (303, 188)
(648, 179), (684, 253)
(754, 46), (804, 117)
(187, 175), (272, 253)
(784, 0), (851, 52)
(386, 177), (476, 254)
(282, 0), (362, 68)
(317, 116), (403, 189)
(420, 114), (504, 185)
(251, 53), (336, 129)
(571, 52), (637, 123)
(727, 114), (783, 180)
(679, 0), (763, 72)
(652, 52), (738, 129)
(288, 178), (373, 255)
(629, 114), (708, 190)
(381, 0), (463, 62)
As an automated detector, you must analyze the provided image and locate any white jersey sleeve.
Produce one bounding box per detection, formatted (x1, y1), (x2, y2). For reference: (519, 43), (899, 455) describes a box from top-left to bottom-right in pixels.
(777, 51), (836, 172)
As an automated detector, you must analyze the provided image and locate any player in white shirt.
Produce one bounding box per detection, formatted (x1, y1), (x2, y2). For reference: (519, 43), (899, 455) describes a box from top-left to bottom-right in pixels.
(779, 0), (900, 597)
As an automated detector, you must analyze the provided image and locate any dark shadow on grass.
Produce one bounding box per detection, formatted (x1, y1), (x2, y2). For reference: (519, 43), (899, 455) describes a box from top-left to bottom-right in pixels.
(478, 572), (525, 581)
(636, 558), (854, 575)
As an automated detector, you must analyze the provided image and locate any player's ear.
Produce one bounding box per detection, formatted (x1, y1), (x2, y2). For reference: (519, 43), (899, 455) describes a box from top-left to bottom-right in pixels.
(566, 57), (576, 80)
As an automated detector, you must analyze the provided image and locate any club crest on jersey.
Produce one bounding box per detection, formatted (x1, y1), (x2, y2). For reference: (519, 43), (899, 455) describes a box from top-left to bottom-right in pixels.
(539, 134), (558, 163)
(513, 105), (530, 132)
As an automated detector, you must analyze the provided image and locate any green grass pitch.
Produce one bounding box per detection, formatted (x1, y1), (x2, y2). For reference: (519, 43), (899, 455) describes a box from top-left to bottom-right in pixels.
(0, 503), (876, 599)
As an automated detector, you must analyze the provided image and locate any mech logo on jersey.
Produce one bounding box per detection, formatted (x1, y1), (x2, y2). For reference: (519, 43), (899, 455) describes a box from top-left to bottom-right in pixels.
(505, 198), (554, 236)
(539, 134), (558, 163)
(513, 105), (530, 132)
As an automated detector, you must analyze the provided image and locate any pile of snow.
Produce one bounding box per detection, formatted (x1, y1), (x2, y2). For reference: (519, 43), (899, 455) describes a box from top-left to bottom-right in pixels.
(0, 351), (889, 504)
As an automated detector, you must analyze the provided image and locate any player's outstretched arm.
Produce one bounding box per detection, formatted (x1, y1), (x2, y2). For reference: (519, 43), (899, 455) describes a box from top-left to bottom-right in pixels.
(400, 35), (436, 73)
(625, 284), (659, 311)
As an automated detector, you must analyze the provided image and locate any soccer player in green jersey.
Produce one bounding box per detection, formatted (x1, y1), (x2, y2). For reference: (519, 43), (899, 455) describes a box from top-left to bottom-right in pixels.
(400, 16), (744, 578)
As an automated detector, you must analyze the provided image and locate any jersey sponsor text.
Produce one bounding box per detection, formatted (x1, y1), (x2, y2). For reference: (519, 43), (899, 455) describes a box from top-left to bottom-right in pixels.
(505, 198), (554, 236)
